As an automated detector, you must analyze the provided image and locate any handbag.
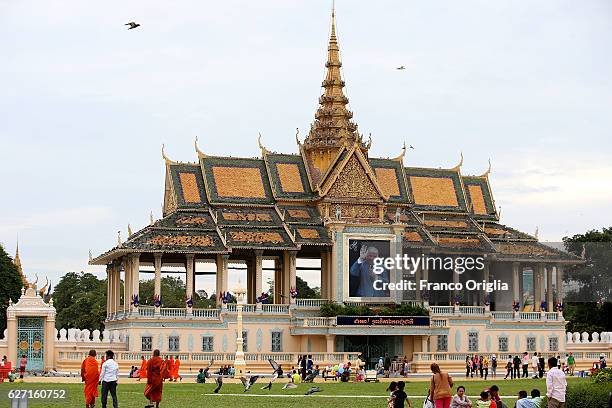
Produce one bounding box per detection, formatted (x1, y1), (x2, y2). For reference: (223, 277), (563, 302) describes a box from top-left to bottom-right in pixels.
(422, 397), (434, 408)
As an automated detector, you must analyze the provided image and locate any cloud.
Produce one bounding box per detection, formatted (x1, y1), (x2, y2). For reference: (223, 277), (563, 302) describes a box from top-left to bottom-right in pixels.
(0, 207), (113, 234)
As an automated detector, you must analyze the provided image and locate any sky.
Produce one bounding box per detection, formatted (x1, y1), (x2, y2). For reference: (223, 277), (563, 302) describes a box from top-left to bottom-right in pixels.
(1, 0), (611, 294)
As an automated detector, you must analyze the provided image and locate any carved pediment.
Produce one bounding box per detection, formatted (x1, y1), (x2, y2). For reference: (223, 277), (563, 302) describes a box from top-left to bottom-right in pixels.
(326, 155), (380, 199)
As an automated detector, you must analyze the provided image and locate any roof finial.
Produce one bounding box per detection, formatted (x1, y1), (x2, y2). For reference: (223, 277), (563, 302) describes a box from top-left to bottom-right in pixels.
(117, 231), (122, 245)
(450, 152), (464, 171)
(89, 250), (93, 263)
(195, 136), (206, 157)
(161, 144), (177, 164)
(391, 141), (407, 162)
(534, 226), (539, 240)
(128, 224), (133, 237)
(480, 159), (492, 178)
(295, 128), (302, 147)
(331, 0), (336, 39)
(150, 211), (154, 225)
(257, 132), (269, 155)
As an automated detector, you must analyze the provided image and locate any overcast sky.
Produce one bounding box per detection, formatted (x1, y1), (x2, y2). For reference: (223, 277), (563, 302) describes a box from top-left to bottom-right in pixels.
(1, 0), (611, 293)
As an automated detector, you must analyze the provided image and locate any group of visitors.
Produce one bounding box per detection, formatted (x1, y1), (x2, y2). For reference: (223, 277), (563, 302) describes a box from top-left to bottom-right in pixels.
(465, 355), (497, 380)
(421, 357), (567, 408)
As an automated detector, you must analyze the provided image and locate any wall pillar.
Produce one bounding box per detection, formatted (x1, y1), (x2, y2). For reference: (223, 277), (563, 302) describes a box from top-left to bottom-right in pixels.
(512, 262), (520, 307)
(122, 257), (130, 314)
(254, 250), (263, 302)
(325, 334), (335, 353)
(287, 251), (297, 304)
(533, 264), (542, 311)
(106, 265), (112, 317)
(154, 254), (162, 313)
(6, 316), (16, 365)
(320, 250), (329, 299)
(185, 254), (195, 309)
(546, 265), (553, 312)
(44, 315), (55, 370)
(216, 254), (229, 306)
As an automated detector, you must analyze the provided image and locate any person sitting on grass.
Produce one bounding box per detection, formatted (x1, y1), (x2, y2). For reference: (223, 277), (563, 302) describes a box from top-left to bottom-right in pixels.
(529, 389), (544, 408)
(488, 385), (503, 408)
(196, 368), (206, 384)
(515, 390), (535, 408)
(476, 391), (494, 408)
(450, 385), (472, 408)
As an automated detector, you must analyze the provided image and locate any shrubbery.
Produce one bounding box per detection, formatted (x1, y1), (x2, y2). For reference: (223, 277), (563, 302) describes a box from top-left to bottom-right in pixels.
(566, 381), (612, 408)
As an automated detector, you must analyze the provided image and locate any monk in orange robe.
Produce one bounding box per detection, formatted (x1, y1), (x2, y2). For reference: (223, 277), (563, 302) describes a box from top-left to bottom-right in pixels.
(80, 350), (99, 408)
(167, 357), (174, 381)
(138, 355), (148, 381)
(145, 350), (167, 408)
(172, 356), (181, 381)
(163, 356), (171, 381)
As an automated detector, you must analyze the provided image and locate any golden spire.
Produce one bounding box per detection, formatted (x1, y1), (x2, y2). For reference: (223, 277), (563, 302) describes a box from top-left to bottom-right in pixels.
(302, 4), (366, 183)
(13, 239), (28, 288)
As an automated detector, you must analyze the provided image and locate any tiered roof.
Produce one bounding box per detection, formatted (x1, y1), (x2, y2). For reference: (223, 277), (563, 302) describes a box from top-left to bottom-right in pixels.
(90, 8), (579, 266)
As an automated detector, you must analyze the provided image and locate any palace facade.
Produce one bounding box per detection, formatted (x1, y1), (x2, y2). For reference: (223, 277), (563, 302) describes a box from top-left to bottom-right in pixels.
(72, 9), (589, 373)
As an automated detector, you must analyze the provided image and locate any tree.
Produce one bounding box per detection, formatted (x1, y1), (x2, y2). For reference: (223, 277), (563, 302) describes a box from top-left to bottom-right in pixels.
(563, 227), (612, 333)
(296, 276), (320, 299)
(0, 244), (23, 334)
(139, 276), (216, 308)
(53, 272), (107, 331)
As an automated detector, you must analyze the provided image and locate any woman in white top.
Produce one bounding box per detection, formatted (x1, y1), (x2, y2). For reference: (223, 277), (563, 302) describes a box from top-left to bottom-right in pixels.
(450, 386), (472, 408)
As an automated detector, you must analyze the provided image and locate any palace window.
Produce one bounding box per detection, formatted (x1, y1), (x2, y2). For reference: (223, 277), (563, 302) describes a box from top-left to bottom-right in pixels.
(202, 336), (214, 352)
(498, 336), (508, 352)
(437, 335), (448, 352)
(549, 337), (559, 352)
(468, 332), (479, 352)
(271, 331), (282, 352)
(169, 336), (180, 352)
(242, 331), (248, 352)
(526, 337), (536, 352)
(141, 336), (152, 352)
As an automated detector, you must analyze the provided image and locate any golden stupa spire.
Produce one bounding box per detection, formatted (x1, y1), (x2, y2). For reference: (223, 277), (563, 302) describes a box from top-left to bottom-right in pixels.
(302, 3), (366, 183)
(14, 239), (28, 288)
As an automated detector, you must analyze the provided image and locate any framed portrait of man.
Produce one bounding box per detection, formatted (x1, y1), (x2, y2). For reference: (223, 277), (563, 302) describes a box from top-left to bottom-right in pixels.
(343, 234), (396, 302)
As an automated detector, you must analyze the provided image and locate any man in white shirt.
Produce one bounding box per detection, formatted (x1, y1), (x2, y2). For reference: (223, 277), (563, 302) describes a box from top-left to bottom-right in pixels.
(100, 350), (119, 408)
(546, 356), (567, 408)
(531, 352), (540, 379)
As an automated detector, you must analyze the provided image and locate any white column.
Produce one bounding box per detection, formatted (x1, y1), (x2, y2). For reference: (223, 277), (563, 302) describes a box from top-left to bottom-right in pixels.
(154, 254), (162, 313)
(534, 265), (542, 311)
(512, 262), (520, 305)
(185, 254), (195, 302)
(106, 265), (112, 317)
(325, 334), (335, 353)
(546, 265), (553, 312)
(131, 253), (140, 312)
(112, 263), (120, 315)
(254, 250), (263, 300)
(216, 254), (229, 306)
(556, 265), (564, 305)
(123, 257), (131, 313)
(320, 250), (328, 299)
(286, 251), (297, 304)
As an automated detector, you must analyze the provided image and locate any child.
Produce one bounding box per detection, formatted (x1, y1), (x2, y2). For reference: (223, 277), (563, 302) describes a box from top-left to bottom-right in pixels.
(476, 391), (494, 408)
(392, 381), (411, 408)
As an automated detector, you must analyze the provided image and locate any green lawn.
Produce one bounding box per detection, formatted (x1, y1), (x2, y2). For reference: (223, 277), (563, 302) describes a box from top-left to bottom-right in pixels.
(0, 377), (585, 408)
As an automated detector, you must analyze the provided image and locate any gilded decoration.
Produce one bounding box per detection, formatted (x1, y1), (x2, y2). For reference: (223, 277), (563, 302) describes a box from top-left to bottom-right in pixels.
(424, 219), (468, 228)
(178, 172), (202, 203)
(468, 184), (487, 215)
(276, 163), (304, 193)
(222, 211), (273, 222)
(327, 156), (379, 199)
(297, 228), (320, 239)
(409, 176), (459, 207)
(212, 166), (266, 198)
(229, 231), (284, 243)
(437, 237), (481, 248)
(403, 231), (423, 242)
(176, 216), (208, 226)
(495, 243), (554, 256)
(287, 209), (310, 219)
(337, 203), (378, 219)
(148, 235), (214, 247)
(374, 167), (400, 197)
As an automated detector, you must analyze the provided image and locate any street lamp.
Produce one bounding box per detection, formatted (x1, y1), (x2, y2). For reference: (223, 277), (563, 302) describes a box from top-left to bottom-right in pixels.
(233, 280), (247, 376)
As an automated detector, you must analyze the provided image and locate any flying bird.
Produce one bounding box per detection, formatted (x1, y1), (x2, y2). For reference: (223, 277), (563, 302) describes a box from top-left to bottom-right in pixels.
(213, 376), (223, 393)
(125, 21), (141, 30)
(282, 382), (297, 390)
(240, 375), (259, 392)
(305, 387), (322, 396)
(396, 65), (406, 70)
(409, 145), (415, 149)
(261, 359), (282, 390)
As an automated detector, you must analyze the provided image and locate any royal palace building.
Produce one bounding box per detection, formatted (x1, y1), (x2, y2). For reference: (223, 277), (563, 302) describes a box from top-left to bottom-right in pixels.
(81, 9), (589, 373)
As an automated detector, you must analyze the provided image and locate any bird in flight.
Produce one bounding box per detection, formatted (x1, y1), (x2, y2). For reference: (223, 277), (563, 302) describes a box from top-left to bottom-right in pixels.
(125, 22), (141, 30)
(409, 145), (415, 149)
(396, 65), (406, 70)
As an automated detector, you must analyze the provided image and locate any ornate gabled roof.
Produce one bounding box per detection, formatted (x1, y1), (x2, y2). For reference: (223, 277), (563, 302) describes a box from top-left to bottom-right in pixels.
(482, 222), (537, 242)
(200, 156), (274, 205)
(369, 157), (411, 203)
(463, 174), (498, 220)
(404, 167), (469, 213)
(290, 225), (332, 246)
(215, 206), (283, 227)
(166, 163), (208, 209)
(263, 152), (315, 200)
(155, 209), (217, 230)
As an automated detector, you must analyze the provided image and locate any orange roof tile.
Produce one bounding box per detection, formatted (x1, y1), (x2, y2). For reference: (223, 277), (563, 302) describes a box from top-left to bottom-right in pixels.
(409, 176), (459, 207)
(212, 166), (266, 198)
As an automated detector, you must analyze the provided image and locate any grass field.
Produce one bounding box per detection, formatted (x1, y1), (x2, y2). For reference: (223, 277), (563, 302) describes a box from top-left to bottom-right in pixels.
(0, 377), (585, 408)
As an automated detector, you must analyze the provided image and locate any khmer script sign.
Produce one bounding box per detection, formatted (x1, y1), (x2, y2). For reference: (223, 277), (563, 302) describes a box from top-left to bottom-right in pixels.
(336, 316), (430, 326)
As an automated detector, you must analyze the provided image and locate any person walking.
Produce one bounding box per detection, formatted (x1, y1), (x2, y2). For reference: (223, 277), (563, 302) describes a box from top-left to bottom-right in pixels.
(428, 363), (453, 408)
(504, 357), (512, 380)
(567, 353), (575, 376)
(538, 354), (545, 378)
(384, 353), (392, 378)
(138, 355), (148, 382)
(80, 350), (99, 408)
(522, 352), (529, 378)
(100, 350), (119, 408)
(483, 355), (489, 381)
(531, 353), (540, 379)
(465, 356), (471, 378)
(513, 355), (521, 379)
(145, 349), (169, 408)
(546, 357), (566, 408)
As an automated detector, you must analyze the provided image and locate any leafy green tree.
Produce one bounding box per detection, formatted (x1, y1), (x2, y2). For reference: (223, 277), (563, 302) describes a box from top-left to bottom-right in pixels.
(53, 272), (107, 331)
(139, 276), (216, 308)
(563, 227), (612, 332)
(296, 276), (320, 299)
(0, 244), (23, 334)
